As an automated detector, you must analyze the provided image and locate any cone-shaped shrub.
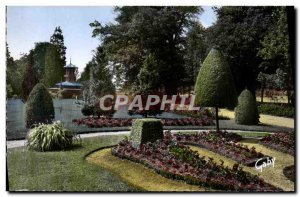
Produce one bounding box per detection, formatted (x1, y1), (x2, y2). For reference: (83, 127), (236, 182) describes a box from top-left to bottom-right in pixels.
(194, 49), (237, 131)
(235, 89), (259, 125)
(25, 83), (54, 128)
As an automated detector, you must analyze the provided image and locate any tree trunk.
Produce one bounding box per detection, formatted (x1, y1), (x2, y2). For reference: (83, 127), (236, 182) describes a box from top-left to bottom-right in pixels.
(215, 106), (219, 132)
(261, 88), (264, 103)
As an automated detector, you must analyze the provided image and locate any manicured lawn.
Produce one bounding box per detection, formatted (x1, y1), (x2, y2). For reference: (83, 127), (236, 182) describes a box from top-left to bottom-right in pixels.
(7, 134), (139, 191)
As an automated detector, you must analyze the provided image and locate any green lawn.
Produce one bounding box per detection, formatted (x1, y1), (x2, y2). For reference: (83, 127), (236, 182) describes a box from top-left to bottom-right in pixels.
(7, 134), (139, 192)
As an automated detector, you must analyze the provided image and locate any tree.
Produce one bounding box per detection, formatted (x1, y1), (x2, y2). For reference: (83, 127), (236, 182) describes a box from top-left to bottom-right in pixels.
(43, 45), (65, 87)
(82, 45), (116, 117)
(6, 43), (15, 98)
(21, 51), (39, 101)
(25, 83), (54, 128)
(194, 49), (237, 131)
(90, 6), (203, 94)
(207, 6), (276, 94)
(50, 26), (67, 66)
(259, 7), (294, 105)
(183, 22), (208, 90)
(235, 89), (259, 125)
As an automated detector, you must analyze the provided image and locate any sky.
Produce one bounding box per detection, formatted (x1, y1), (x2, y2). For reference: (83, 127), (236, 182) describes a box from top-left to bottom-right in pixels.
(6, 6), (217, 74)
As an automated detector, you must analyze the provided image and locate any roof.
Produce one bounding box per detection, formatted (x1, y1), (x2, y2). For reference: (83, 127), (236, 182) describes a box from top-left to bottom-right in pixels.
(64, 62), (77, 68)
(55, 81), (83, 88)
(64, 58), (77, 68)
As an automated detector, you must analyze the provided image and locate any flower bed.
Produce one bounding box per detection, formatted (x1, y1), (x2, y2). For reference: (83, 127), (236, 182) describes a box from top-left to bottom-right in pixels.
(172, 131), (266, 166)
(259, 132), (294, 156)
(72, 117), (214, 128)
(283, 165), (295, 182)
(112, 132), (281, 191)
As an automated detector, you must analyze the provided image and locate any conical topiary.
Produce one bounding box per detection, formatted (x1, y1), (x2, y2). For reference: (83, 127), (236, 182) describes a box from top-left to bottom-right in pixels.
(235, 89), (259, 125)
(194, 48), (237, 131)
(25, 83), (54, 128)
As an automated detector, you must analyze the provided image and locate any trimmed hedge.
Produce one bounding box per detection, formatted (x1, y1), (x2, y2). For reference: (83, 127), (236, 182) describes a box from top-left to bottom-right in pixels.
(258, 103), (294, 118)
(235, 89), (259, 125)
(130, 118), (163, 148)
(25, 83), (54, 128)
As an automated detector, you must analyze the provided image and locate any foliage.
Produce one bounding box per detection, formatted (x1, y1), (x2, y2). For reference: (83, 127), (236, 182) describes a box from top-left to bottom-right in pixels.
(207, 7), (277, 93)
(50, 26), (67, 66)
(258, 103), (294, 118)
(81, 102), (116, 118)
(112, 131), (281, 191)
(90, 6), (202, 94)
(283, 165), (295, 182)
(259, 132), (294, 156)
(194, 49), (237, 108)
(73, 117), (214, 128)
(173, 131), (268, 166)
(43, 44), (65, 87)
(235, 89), (259, 125)
(27, 121), (80, 151)
(137, 53), (161, 93)
(21, 51), (39, 101)
(183, 22), (209, 86)
(129, 118), (163, 147)
(82, 46), (116, 104)
(25, 83), (54, 128)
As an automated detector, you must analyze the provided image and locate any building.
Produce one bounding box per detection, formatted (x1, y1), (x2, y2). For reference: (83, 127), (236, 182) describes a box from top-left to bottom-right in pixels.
(49, 59), (83, 98)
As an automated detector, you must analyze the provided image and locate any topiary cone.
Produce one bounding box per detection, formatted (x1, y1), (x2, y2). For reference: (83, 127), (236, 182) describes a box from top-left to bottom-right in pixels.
(25, 83), (54, 128)
(235, 89), (260, 125)
(194, 48), (237, 131)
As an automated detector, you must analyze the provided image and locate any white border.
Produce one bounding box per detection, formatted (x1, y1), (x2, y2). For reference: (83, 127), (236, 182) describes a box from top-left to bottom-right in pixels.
(1, 1), (298, 197)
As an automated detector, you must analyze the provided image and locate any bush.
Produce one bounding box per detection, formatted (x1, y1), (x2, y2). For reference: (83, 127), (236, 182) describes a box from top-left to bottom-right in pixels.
(81, 104), (94, 116)
(258, 103), (294, 118)
(25, 83), (54, 128)
(235, 89), (259, 125)
(130, 118), (163, 148)
(27, 121), (80, 151)
(194, 49), (237, 109)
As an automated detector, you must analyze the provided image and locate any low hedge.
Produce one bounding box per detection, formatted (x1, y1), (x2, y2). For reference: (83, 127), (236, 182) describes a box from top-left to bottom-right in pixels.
(258, 103), (294, 118)
(130, 118), (163, 148)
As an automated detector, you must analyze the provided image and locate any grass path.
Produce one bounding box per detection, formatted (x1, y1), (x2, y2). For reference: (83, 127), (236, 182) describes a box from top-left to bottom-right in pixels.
(87, 149), (209, 192)
(190, 140), (294, 191)
(219, 109), (294, 128)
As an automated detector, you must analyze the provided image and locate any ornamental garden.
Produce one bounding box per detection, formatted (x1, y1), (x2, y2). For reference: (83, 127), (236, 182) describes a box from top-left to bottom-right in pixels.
(6, 6), (295, 192)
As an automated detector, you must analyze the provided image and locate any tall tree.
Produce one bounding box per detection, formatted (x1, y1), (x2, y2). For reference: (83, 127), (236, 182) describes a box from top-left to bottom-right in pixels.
(183, 22), (208, 89)
(21, 51), (39, 101)
(207, 6), (276, 94)
(259, 7), (294, 104)
(90, 6), (203, 95)
(82, 45), (116, 104)
(43, 45), (64, 87)
(50, 26), (67, 66)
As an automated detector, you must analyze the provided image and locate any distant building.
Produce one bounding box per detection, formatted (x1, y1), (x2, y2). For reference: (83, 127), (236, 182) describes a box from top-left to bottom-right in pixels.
(49, 59), (83, 98)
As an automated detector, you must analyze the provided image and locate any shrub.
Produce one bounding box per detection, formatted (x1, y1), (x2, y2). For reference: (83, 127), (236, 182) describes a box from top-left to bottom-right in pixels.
(81, 104), (94, 116)
(27, 121), (80, 151)
(258, 103), (294, 118)
(25, 83), (54, 128)
(235, 89), (259, 125)
(194, 49), (237, 109)
(130, 118), (163, 148)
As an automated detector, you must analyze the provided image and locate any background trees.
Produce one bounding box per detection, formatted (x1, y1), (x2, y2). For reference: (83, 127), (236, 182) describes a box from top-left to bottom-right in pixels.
(21, 51), (39, 101)
(90, 6), (203, 95)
